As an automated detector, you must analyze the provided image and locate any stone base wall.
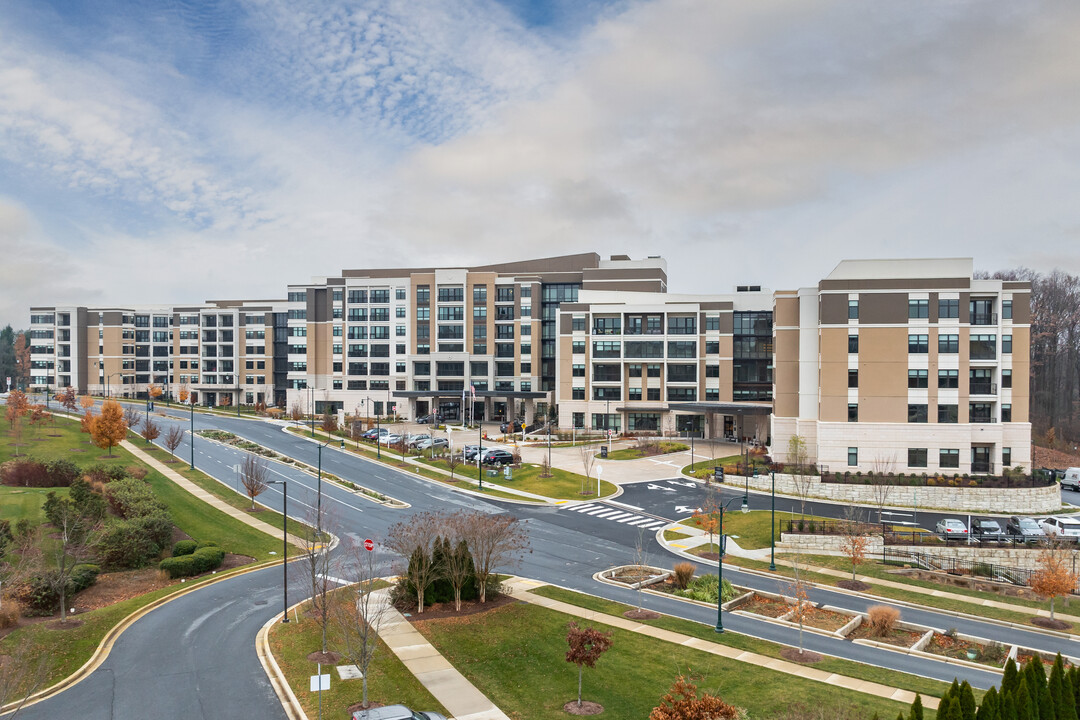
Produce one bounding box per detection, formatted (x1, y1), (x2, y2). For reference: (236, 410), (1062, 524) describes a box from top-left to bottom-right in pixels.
(724, 472), (1060, 514)
(778, 533), (884, 554)
(887, 544), (1057, 572)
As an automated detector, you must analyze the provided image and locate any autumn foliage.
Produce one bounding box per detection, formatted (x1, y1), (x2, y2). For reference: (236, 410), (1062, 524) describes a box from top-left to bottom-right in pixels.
(1030, 543), (1079, 620)
(839, 528), (869, 582)
(178, 385), (190, 404)
(54, 386), (78, 412)
(5, 389), (29, 429)
(91, 400), (128, 457)
(649, 675), (741, 720)
(565, 622), (613, 709)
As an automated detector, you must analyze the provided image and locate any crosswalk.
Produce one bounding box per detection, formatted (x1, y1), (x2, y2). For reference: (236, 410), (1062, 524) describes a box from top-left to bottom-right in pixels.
(568, 503), (670, 530)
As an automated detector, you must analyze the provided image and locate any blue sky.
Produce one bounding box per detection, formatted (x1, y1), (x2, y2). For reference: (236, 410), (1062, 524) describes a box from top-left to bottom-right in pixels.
(2, 0), (1079, 328)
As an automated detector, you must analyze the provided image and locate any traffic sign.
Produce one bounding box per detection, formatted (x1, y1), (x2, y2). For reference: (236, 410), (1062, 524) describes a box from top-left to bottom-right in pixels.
(363, 538), (374, 552)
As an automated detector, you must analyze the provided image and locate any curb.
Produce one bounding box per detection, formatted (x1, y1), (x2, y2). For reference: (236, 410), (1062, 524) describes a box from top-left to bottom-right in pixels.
(256, 604), (309, 720)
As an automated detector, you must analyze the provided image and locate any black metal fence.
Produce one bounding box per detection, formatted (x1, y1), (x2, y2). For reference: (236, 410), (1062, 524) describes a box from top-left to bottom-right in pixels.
(882, 547), (1080, 595)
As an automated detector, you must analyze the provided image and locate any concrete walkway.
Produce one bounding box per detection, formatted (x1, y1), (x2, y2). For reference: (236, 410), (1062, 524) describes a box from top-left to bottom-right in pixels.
(504, 577), (938, 711)
(121, 439), (309, 549)
(371, 589), (510, 720)
(660, 522), (1080, 626)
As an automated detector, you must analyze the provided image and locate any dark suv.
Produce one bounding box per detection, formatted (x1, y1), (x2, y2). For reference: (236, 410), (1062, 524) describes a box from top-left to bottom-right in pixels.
(482, 449), (514, 465)
(500, 420), (524, 433)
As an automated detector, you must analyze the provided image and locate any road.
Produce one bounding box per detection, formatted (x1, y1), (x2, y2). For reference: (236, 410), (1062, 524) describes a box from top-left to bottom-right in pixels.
(6, 405), (1074, 718)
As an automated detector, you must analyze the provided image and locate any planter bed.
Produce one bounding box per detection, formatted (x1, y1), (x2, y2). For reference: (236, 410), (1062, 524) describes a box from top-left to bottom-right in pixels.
(795, 605), (856, 633)
(847, 623), (925, 648)
(740, 594), (792, 619)
(923, 633), (1008, 668)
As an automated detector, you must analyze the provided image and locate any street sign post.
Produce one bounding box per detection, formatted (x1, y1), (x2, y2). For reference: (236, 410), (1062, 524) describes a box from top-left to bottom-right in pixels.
(363, 538), (374, 552)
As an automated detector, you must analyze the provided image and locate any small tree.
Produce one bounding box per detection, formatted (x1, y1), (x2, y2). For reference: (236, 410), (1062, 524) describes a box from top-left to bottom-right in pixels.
(1030, 542), (1079, 621)
(91, 400), (128, 457)
(178, 385), (190, 404)
(649, 675), (741, 720)
(240, 454), (269, 510)
(297, 506), (334, 653)
(123, 405), (142, 431)
(840, 506), (870, 582)
(43, 488), (103, 621)
(445, 450), (461, 480)
(79, 405), (97, 443)
(785, 553), (812, 655)
(147, 383), (163, 404)
(331, 536), (389, 710)
(27, 404), (49, 439)
(566, 622), (613, 709)
(386, 511), (442, 613)
(55, 386), (78, 412)
(579, 444), (597, 496)
(141, 417), (161, 445)
(5, 389), (28, 429)
(290, 400), (305, 424)
(321, 409), (337, 433)
(164, 425), (184, 458)
(443, 513), (477, 612)
(464, 512), (530, 603)
(787, 434), (813, 517)
(78, 394), (95, 412)
(0, 637), (49, 716)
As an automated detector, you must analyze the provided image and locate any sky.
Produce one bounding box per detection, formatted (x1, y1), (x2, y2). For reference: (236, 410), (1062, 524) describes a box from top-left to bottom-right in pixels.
(2, 0), (1080, 328)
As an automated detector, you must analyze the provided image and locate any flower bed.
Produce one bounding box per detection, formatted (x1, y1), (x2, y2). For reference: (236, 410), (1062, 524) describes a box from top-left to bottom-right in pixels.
(923, 633), (1008, 667)
(847, 623), (924, 648)
(796, 605), (855, 632)
(740, 594), (792, 619)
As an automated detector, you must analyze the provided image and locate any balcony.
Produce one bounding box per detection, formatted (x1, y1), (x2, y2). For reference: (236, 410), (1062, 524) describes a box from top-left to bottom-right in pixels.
(969, 382), (998, 396)
(971, 460), (996, 474)
(971, 312), (998, 326)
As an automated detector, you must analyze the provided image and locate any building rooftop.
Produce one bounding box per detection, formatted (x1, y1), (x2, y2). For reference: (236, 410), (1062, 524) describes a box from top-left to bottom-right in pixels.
(825, 258), (973, 281)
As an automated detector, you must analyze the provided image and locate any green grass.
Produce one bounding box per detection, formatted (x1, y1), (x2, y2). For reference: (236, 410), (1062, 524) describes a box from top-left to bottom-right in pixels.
(682, 455), (768, 479)
(270, 594), (448, 718)
(0, 486), (68, 525)
(416, 457), (617, 500)
(678, 510), (833, 550)
(664, 530), (691, 542)
(529, 585), (958, 706)
(414, 596), (917, 719)
(0, 416), (134, 468)
(606, 441), (688, 460)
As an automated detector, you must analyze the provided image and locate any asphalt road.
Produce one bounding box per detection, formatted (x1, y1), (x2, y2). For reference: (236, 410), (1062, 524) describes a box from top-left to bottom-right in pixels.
(6, 405), (1076, 718)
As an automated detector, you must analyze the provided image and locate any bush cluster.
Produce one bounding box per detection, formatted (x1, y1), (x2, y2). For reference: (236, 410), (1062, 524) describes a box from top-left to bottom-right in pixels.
(82, 464), (130, 485)
(672, 562), (695, 590)
(97, 477), (172, 571)
(17, 564), (100, 615)
(392, 536), (499, 608)
(866, 605), (900, 637)
(172, 540), (198, 556)
(0, 458), (82, 487)
(673, 575), (737, 604)
(159, 542), (225, 578)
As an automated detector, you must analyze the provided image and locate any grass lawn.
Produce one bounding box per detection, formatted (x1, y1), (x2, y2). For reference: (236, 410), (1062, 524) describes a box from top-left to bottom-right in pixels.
(683, 455), (769, 479)
(0, 486), (68, 525)
(664, 530), (691, 542)
(677, 510), (834, 551)
(414, 598), (917, 719)
(529, 585), (959, 705)
(606, 441), (688, 460)
(270, 593), (447, 719)
(416, 457), (618, 500)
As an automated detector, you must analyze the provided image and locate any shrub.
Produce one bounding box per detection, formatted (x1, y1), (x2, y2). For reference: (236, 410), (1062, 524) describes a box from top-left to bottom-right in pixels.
(126, 466), (148, 480)
(673, 562), (695, 590)
(173, 540), (198, 557)
(0, 459), (50, 487)
(16, 565), (99, 614)
(159, 546), (224, 578)
(104, 476), (168, 519)
(83, 464), (130, 485)
(674, 575), (737, 604)
(97, 517), (169, 570)
(45, 458), (81, 486)
(866, 605), (900, 637)
(0, 600), (21, 629)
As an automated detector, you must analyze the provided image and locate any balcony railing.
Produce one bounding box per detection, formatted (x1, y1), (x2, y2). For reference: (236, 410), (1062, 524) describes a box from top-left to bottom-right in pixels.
(971, 461), (996, 474)
(969, 382), (998, 395)
(971, 312), (998, 326)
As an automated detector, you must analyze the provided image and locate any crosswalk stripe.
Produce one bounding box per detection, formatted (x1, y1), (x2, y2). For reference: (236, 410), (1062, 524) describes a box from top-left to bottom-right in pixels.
(625, 518), (654, 526)
(573, 504), (599, 512)
(602, 512), (634, 521)
(590, 510), (625, 519)
(581, 508), (612, 516)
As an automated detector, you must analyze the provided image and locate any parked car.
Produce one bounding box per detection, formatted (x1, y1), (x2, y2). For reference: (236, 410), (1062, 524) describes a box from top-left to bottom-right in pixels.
(500, 420), (524, 434)
(481, 448), (514, 465)
(416, 413), (443, 425)
(379, 433), (403, 445)
(463, 444), (482, 460)
(1061, 467), (1080, 492)
(352, 704), (447, 720)
(361, 428), (387, 440)
(971, 519), (1006, 542)
(1006, 516), (1046, 542)
(1039, 516), (1080, 541)
(406, 434), (431, 448)
(935, 518), (968, 537)
(415, 437), (448, 451)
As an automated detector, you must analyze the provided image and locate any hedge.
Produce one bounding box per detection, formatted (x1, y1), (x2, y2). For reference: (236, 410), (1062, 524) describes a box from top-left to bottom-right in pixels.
(159, 545), (225, 579)
(17, 564), (100, 615)
(172, 540), (198, 556)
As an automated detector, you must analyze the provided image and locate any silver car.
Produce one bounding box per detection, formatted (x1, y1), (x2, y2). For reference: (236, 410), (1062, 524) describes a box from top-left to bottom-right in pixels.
(352, 705), (447, 720)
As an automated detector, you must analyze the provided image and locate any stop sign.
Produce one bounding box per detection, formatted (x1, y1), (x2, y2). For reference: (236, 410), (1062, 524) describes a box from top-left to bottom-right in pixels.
(363, 538), (374, 552)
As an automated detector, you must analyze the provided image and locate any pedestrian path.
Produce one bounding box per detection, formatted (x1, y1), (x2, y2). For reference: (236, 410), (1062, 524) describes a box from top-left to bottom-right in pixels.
(567, 502), (670, 530)
(371, 589), (510, 720)
(503, 578), (938, 711)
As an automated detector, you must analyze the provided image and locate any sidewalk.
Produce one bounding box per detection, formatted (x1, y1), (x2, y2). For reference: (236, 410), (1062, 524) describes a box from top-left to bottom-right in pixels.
(503, 578), (938, 711)
(121, 439), (309, 549)
(659, 522), (1080, 626)
(371, 589), (510, 720)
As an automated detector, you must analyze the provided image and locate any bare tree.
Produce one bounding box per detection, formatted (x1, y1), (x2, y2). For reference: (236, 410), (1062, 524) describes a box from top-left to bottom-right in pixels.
(868, 454), (896, 523)
(43, 494), (103, 622)
(784, 552), (812, 656)
(123, 405), (142, 431)
(331, 536), (389, 711)
(240, 454), (269, 510)
(140, 417), (160, 445)
(0, 521), (41, 613)
(579, 444), (597, 496)
(441, 513), (478, 612)
(164, 425), (185, 458)
(297, 505), (335, 653)
(445, 450), (461, 481)
(839, 504), (870, 589)
(386, 511), (442, 613)
(787, 435), (813, 518)
(464, 512), (530, 603)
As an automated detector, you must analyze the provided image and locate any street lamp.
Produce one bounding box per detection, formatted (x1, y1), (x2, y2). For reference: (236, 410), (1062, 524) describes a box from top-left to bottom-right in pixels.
(769, 468), (777, 572)
(309, 385), (315, 438)
(315, 440), (331, 536)
(189, 400), (195, 470)
(714, 489), (750, 634)
(267, 479), (289, 623)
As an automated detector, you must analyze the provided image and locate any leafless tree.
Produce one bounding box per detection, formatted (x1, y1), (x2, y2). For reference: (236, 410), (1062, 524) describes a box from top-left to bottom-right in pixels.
(140, 417), (160, 444)
(463, 512), (530, 603)
(632, 527), (650, 611)
(579, 444), (597, 496)
(386, 511), (443, 613)
(45, 498), (102, 622)
(240, 454), (269, 510)
(123, 405), (142, 431)
(441, 513), (477, 612)
(787, 435), (813, 517)
(331, 536), (389, 711)
(868, 454), (896, 523)
(296, 505), (335, 653)
(0, 522), (41, 613)
(290, 399), (304, 425)
(164, 425), (185, 458)
(445, 451), (461, 481)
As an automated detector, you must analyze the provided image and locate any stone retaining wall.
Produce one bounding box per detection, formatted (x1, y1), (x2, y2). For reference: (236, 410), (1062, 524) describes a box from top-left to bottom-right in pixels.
(778, 533), (884, 554)
(724, 473), (1060, 514)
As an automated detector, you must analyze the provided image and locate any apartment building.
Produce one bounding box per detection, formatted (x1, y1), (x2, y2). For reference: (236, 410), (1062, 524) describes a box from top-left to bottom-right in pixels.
(28, 300), (280, 407)
(553, 288), (773, 439)
(772, 258), (1031, 475)
(281, 253), (668, 423)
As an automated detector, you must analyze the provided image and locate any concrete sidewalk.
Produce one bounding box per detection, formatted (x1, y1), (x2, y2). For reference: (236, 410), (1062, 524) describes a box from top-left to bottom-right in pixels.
(660, 522), (1080, 626)
(371, 590), (509, 720)
(121, 439), (309, 549)
(504, 578), (938, 711)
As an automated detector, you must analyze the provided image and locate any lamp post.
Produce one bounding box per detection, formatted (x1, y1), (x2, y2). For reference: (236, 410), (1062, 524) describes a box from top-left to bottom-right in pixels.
(189, 400), (195, 470)
(267, 479), (289, 623)
(769, 468), (777, 571)
(376, 399), (381, 461)
(606, 398), (611, 454)
(715, 489), (750, 633)
(478, 416), (483, 491)
(315, 440), (330, 536)
(309, 385), (315, 438)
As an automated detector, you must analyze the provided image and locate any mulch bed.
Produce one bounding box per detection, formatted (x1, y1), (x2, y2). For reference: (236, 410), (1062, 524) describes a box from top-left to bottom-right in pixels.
(609, 567), (657, 584)
(848, 624), (923, 648)
(836, 580), (872, 592)
(623, 608), (661, 620)
(307, 650), (342, 664)
(780, 648), (823, 663)
(695, 551), (720, 561)
(796, 606), (852, 632)
(402, 592), (518, 621)
(924, 633), (1006, 666)
(1032, 617), (1072, 631)
(741, 594), (792, 619)
(564, 700), (604, 715)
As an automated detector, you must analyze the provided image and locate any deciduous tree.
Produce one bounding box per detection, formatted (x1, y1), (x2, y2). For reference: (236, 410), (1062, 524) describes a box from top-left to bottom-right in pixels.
(5, 389), (28, 429)
(43, 485), (103, 621)
(123, 405), (141, 431)
(785, 552), (812, 655)
(840, 506), (870, 583)
(141, 417), (161, 445)
(178, 385), (190, 404)
(386, 511), (442, 613)
(787, 434), (813, 517)
(331, 536), (389, 710)
(164, 425), (185, 458)
(463, 511), (529, 603)
(565, 622), (613, 709)
(442, 513), (478, 612)
(649, 675), (741, 720)
(1030, 542), (1079, 620)
(13, 332), (30, 389)
(91, 400), (128, 457)
(579, 444), (597, 496)
(297, 505), (335, 654)
(55, 386), (78, 412)
(240, 454), (268, 510)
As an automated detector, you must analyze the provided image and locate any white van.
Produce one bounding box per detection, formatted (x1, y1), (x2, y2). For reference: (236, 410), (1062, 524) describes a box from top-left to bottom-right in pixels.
(1062, 468), (1080, 492)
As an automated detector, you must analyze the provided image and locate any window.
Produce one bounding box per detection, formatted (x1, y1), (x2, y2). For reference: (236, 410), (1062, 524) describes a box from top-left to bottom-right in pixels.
(348, 308), (368, 322)
(1003, 447), (1012, 466)
(628, 364), (642, 378)
(705, 316), (720, 331)
(496, 286), (515, 303)
(370, 289), (390, 303)
(667, 387), (697, 401)
(396, 325), (406, 337)
(591, 413), (620, 431)
(667, 341), (696, 358)
(572, 412), (584, 428)
(848, 369), (858, 388)
(437, 362), (464, 376)
(908, 448), (928, 468)
(1003, 300), (1013, 320)
(848, 447), (858, 467)
(396, 288), (406, 300)
(572, 364), (586, 377)
(668, 316), (696, 335)
(939, 334), (959, 353)
(908, 299), (929, 319)
(1002, 335), (1012, 353)
(908, 369), (928, 389)
(848, 403), (858, 422)
(495, 325), (515, 339)
(593, 387), (621, 401)
(705, 341), (720, 354)
(571, 317), (586, 332)
(646, 364), (661, 377)
(473, 325), (487, 339)
(969, 402), (994, 423)
(1002, 369), (1012, 388)
(908, 404), (928, 423)
(938, 369), (959, 388)
(437, 286), (463, 303)
(1001, 404), (1012, 422)
(593, 317), (620, 335)
(572, 341), (586, 354)
(970, 334), (996, 359)
(628, 388), (642, 401)
(646, 388), (661, 401)
(521, 286), (531, 298)
(624, 341), (664, 358)
(572, 387), (586, 400)
(437, 325), (464, 339)
(395, 362), (406, 373)
(437, 306), (463, 321)
(705, 365), (719, 378)
(938, 299), (959, 319)
(848, 334), (859, 353)
(937, 404), (958, 423)
(908, 334), (929, 353)
(473, 306), (487, 320)
(667, 364), (696, 382)
(848, 300), (859, 320)
(496, 306), (515, 321)
(288, 291), (306, 303)
(348, 289), (368, 304)
(970, 298), (995, 325)
(940, 449), (960, 468)
(473, 285), (487, 303)
(593, 364), (620, 381)
(414, 362), (430, 376)
(592, 341), (620, 358)
(416, 286), (430, 304)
